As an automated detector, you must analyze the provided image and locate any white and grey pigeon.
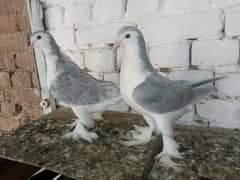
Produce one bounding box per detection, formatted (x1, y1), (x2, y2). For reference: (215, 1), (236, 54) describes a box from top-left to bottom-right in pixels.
(30, 31), (121, 142)
(114, 26), (225, 167)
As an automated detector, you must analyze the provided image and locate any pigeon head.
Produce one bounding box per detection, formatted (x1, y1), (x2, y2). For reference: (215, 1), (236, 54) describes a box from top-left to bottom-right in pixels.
(30, 31), (55, 49)
(113, 26), (144, 50)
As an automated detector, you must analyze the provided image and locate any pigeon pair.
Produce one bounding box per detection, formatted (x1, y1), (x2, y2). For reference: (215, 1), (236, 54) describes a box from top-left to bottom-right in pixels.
(30, 26), (225, 167)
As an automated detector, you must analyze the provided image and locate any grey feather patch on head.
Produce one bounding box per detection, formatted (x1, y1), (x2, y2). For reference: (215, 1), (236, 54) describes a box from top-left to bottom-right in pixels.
(118, 26), (155, 72)
(31, 30), (51, 37)
(31, 31), (60, 55)
(117, 25), (140, 37)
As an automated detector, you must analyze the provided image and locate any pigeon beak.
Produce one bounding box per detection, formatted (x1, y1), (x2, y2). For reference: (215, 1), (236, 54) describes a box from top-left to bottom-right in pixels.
(113, 40), (121, 51)
(30, 41), (35, 48)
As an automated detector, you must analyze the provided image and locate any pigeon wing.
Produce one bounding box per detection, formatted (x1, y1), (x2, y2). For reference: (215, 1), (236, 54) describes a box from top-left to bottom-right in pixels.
(132, 74), (196, 114)
(50, 60), (119, 106)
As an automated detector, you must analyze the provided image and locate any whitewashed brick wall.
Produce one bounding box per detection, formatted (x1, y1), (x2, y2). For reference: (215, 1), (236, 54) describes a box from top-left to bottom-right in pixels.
(39, 0), (240, 128)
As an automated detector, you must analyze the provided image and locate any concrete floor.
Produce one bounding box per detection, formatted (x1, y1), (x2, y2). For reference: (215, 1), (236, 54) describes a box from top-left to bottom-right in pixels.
(0, 107), (239, 180)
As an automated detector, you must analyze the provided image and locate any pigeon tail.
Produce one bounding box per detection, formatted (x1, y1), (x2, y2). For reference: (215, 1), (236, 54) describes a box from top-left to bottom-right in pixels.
(188, 76), (227, 88)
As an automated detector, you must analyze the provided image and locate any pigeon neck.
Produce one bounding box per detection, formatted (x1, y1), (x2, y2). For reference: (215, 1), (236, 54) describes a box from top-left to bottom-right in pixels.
(42, 42), (60, 55)
(124, 39), (155, 73)
(42, 43), (61, 71)
(41, 43), (63, 64)
(42, 44), (60, 89)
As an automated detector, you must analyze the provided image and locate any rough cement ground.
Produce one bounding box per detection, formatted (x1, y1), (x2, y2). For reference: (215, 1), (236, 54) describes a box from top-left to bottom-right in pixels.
(0, 107), (239, 180)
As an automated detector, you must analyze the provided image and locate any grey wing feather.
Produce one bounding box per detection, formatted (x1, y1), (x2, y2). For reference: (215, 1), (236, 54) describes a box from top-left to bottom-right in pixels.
(174, 80), (193, 87)
(50, 59), (119, 106)
(187, 76), (226, 88)
(133, 74), (209, 114)
(175, 76), (226, 88)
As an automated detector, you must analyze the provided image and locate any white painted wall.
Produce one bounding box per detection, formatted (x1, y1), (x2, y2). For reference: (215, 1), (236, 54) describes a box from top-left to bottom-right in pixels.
(39, 0), (240, 128)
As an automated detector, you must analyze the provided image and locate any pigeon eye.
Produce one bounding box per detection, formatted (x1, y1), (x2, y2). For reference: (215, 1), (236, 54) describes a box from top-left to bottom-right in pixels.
(125, 34), (130, 39)
(36, 35), (42, 40)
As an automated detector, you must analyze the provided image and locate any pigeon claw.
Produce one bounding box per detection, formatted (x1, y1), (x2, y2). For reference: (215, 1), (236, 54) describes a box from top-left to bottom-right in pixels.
(64, 131), (98, 142)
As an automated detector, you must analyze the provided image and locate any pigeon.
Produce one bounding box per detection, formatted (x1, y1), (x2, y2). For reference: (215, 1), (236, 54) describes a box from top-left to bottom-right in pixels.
(114, 26), (226, 168)
(30, 31), (121, 142)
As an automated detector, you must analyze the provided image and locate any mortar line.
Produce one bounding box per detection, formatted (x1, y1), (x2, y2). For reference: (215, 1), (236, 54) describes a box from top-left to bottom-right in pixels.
(189, 40), (193, 69)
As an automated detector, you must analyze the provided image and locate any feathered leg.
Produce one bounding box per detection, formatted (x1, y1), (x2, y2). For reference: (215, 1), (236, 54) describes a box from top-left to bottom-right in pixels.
(122, 115), (156, 146)
(64, 107), (98, 142)
(73, 107), (96, 128)
(92, 112), (104, 121)
(154, 115), (182, 170)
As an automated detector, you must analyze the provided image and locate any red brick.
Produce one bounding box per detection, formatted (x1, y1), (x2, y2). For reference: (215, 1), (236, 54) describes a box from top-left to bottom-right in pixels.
(0, 0), (27, 14)
(0, 102), (22, 117)
(5, 89), (40, 106)
(0, 72), (11, 88)
(0, 32), (30, 53)
(0, 89), (4, 102)
(15, 51), (35, 71)
(11, 71), (32, 88)
(0, 53), (15, 71)
(16, 109), (29, 123)
(18, 12), (30, 32)
(0, 12), (30, 33)
(0, 13), (18, 33)
(28, 107), (42, 120)
(1, 102), (17, 116)
(160, 67), (171, 73)
(0, 118), (20, 131)
(18, 106), (42, 123)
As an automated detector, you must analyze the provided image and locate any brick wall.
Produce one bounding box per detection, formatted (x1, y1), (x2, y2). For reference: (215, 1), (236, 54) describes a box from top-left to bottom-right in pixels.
(0, 0), (42, 132)
(39, 0), (240, 128)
